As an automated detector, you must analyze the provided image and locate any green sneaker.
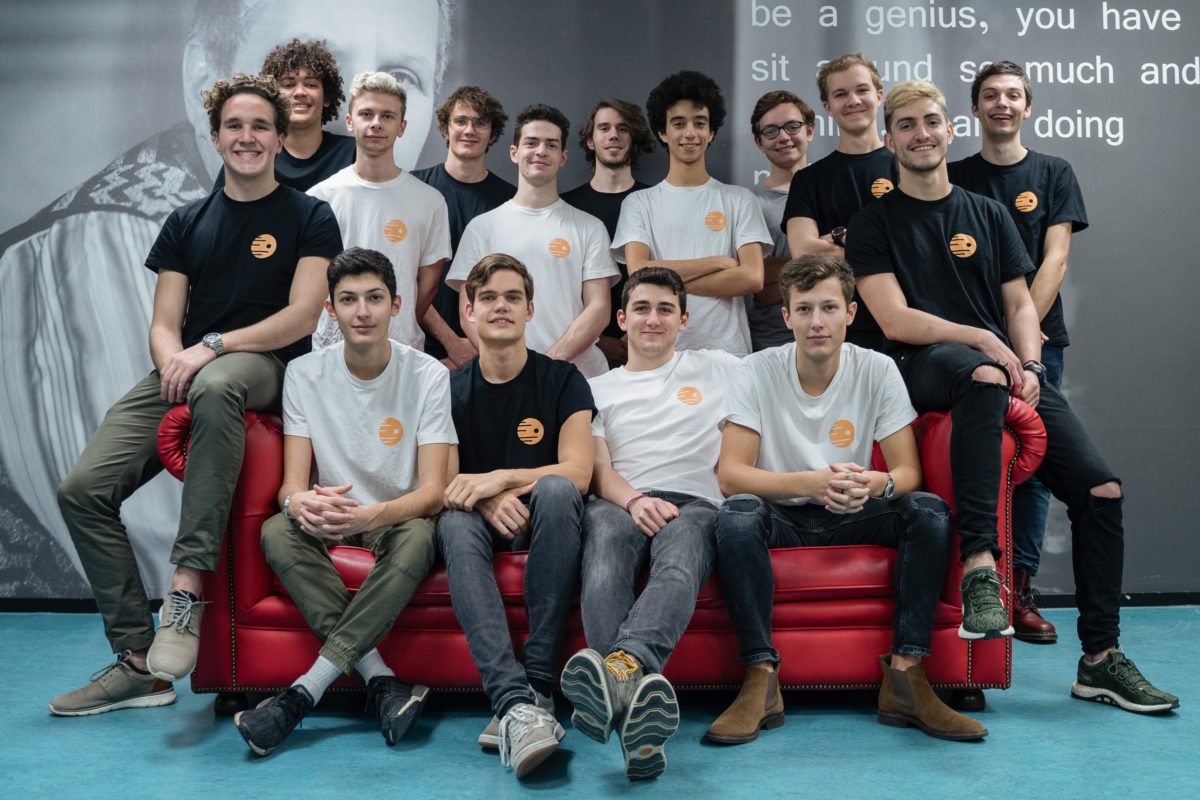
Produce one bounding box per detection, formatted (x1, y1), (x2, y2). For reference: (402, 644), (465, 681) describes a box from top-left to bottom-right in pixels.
(48, 653), (176, 716)
(958, 567), (1014, 640)
(1071, 649), (1180, 714)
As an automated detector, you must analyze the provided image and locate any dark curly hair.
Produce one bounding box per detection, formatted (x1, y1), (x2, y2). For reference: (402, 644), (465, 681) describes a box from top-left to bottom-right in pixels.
(203, 72), (290, 136)
(436, 86), (508, 147)
(645, 71), (727, 137)
(512, 104), (569, 148)
(260, 38), (345, 125)
(578, 99), (655, 168)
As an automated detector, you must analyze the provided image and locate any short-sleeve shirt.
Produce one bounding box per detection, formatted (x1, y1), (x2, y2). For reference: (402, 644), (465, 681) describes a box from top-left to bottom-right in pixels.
(723, 342), (916, 505)
(747, 181), (793, 351)
(213, 131), (355, 193)
(450, 349), (595, 474)
(846, 186), (1035, 351)
(612, 178), (772, 355)
(283, 340), (457, 505)
(949, 150), (1087, 348)
(145, 184), (343, 364)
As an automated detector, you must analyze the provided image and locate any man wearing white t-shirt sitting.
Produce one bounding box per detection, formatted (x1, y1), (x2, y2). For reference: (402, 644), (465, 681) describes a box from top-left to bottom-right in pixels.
(706, 254), (986, 745)
(308, 72), (451, 351)
(560, 267), (738, 781)
(445, 104), (619, 378)
(612, 71), (772, 356)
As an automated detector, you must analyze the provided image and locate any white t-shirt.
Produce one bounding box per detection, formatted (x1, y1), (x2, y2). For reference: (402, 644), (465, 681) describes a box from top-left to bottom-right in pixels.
(612, 178), (772, 355)
(446, 199), (619, 378)
(282, 340), (458, 506)
(590, 349), (740, 505)
(308, 167), (451, 350)
(723, 343), (916, 505)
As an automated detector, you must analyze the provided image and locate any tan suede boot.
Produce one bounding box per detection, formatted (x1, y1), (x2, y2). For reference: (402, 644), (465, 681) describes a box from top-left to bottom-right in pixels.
(704, 663), (785, 744)
(876, 654), (988, 741)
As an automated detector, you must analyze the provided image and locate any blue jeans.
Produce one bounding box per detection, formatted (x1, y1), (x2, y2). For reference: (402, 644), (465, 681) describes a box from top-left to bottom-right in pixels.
(436, 475), (583, 717)
(580, 492), (717, 673)
(1011, 345), (1064, 575)
(716, 493), (951, 665)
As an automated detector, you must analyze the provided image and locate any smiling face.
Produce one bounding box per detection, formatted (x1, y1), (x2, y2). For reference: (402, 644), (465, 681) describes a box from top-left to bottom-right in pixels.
(347, 91), (407, 158)
(466, 268), (533, 345)
(325, 271), (400, 347)
(823, 64), (883, 137)
(277, 67), (327, 132)
(510, 119), (567, 187)
(618, 282), (688, 363)
(754, 102), (813, 171)
(588, 106), (634, 169)
(212, 92), (284, 180)
(658, 100), (713, 166)
(446, 101), (493, 161)
(783, 276), (855, 364)
(972, 74), (1031, 141)
(885, 97), (953, 175)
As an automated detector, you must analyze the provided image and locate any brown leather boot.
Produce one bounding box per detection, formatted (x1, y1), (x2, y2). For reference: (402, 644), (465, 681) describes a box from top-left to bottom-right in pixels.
(1013, 568), (1057, 643)
(704, 663), (785, 744)
(877, 655), (988, 741)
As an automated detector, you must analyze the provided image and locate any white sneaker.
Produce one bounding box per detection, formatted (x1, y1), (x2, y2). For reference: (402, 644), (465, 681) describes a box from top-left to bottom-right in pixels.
(479, 688), (553, 750)
(498, 703), (564, 778)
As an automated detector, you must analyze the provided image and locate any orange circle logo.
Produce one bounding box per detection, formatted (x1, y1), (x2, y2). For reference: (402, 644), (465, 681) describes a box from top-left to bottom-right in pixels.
(378, 417), (404, 446)
(516, 417), (544, 445)
(949, 234), (977, 259)
(548, 237), (571, 259)
(676, 386), (703, 406)
(1014, 191), (1038, 213)
(703, 211), (727, 232)
(871, 178), (895, 198)
(250, 234), (277, 259)
(384, 219), (408, 243)
(829, 419), (856, 448)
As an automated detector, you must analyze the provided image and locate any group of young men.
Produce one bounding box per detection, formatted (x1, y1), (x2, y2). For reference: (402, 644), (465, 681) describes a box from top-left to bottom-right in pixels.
(47, 37), (1178, 783)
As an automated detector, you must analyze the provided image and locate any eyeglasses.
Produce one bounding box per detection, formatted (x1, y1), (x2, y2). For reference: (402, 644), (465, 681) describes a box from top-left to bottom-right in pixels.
(450, 115), (492, 131)
(758, 121), (807, 140)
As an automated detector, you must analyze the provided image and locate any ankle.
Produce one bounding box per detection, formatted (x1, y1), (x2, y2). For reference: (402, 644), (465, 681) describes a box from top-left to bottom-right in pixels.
(170, 566), (204, 597)
(962, 553), (995, 572)
(1084, 647), (1116, 665)
(748, 661), (776, 675)
(890, 653), (920, 672)
(126, 649), (150, 671)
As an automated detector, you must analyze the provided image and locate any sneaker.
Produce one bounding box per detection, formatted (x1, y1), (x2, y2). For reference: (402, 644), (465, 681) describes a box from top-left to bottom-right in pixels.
(48, 652), (176, 716)
(1071, 649), (1180, 714)
(233, 685), (314, 756)
(958, 567), (1014, 640)
(366, 676), (430, 745)
(619, 673), (679, 780)
(146, 588), (208, 681)
(560, 648), (642, 744)
(498, 702), (565, 778)
(479, 688), (553, 750)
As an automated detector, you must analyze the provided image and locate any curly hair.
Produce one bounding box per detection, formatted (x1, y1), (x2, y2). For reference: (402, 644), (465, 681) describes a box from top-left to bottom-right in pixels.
(816, 53), (883, 103)
(577, 99), (655, 168)
(436, 86), (508, 146)
(260, 38), (345, 125)
(750, 90), (816, 137)
(645, 71), (727, 138)
(203, 72), (290, 136)
(512, 104), (569, 148)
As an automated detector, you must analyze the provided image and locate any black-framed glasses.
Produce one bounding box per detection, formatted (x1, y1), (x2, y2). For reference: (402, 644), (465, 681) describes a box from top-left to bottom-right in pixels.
(759, 121), (807, 140)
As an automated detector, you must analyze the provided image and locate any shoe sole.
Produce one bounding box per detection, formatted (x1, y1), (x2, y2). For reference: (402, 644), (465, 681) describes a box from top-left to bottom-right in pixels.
(48, 688), (176, 717)
(702, 710), (785, 745)
(877, 710), (988, 741)
(382, 685), (430, 745)
(561, 649), (614, 744)
(512, 722), (565, 779)
(478, 724), (500, 751)
(233, 710), (275, 756)
(1014, 630), (1058, 644)
(1070, 683), (1180, 714)
(957, 622), (1015, 640)
(620, 676), (679, 780)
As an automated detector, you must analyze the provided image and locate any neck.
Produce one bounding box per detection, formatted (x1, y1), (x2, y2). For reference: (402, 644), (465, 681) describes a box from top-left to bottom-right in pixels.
(837, 127), (884, 155)
(898, 163), (953, 201)
(513, 179), (560, 209)
(354, 152), (402, 183)
(284, 124), (324, 160)
(342, 338), (393, 381)
(764, 160), (805, 190)
(590, 162), (635, 193)
(665, 158), (709, 187)
(979, 134), (1027, 166)
(794, 346), (840, 396)
(478, 339), (528, 382)
(445, 151), (490, 183)
(221, 169), (279, 202)
(625, 346), (674, 372)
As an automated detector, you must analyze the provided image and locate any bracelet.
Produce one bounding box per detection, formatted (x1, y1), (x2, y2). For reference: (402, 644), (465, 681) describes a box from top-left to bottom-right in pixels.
(624, 494), (648, 513)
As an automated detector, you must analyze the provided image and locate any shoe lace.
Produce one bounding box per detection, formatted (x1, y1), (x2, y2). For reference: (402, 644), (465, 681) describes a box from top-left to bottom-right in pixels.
(966, 570), (1009, 611)
(90, 651), (133, 683)
(1020, 584), (1045, 608)
(604, 650), (641, 682)
(164, 588), (208, 632)
(497, 704), (540, 768)
(1107, 653), (1149, 689)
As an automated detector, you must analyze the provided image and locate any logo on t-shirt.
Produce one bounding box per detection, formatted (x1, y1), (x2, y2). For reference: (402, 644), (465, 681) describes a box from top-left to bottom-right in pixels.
(1014, 191), (1039, 213)
(378, 417), (405, 446)
(548, 238), (571, 259)
(870, 178), (895, 198)
(384, 219), (408, 243)
(829, 418), (856, 448)
(949, 233), (978, 259)
(250, 234), (277, 259)
(516, 417), (544, 445)
(676, 386), (703, 406)
(704, 211), (727, 232)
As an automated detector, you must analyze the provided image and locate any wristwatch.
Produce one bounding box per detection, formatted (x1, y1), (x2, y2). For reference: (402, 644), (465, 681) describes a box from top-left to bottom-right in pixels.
(282, 493), (294, 519)
(831, 226), (847, 247)
(1023, 360), (1047, 386)
(202, 332), (225, 357)
(882, 473), (895, 500)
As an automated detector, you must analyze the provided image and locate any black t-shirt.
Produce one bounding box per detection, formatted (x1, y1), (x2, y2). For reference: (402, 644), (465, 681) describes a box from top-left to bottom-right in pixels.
(846, 186), (1035, 352)
(782, 148), (900, 349)
(145, 185), (343, 364)
(561, 180), (648, 339)
(412, 164), (517, 358)
(948, 150), (1088, 348)
(450, 350), (595, 474)
(213, 131), (356, 193)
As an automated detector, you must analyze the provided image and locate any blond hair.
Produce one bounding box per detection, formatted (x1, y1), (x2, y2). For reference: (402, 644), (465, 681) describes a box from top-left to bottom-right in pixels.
(884, 80), (948, 132)
(816, 53), (882, 102)
(348, 71), (407, 115)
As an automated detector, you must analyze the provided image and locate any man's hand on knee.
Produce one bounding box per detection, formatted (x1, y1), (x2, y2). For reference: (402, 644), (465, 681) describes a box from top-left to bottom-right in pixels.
(159, 343), (216, 403)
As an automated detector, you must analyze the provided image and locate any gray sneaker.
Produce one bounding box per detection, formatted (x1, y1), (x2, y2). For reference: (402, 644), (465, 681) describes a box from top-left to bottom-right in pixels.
(479, 688), (553, 750)
(958, 567), (1014, 640)
(561, 648), (643, 744)
(147, 588), (207, 681)
(49, 652), (176, 716)
(1071, 649), (1180, 714)
(498, 702), (565, 778)
(620, 673), (680, 781)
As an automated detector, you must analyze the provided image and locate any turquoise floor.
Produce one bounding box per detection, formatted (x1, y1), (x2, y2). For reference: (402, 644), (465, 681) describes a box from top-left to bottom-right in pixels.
(3, 607), (1195, 799)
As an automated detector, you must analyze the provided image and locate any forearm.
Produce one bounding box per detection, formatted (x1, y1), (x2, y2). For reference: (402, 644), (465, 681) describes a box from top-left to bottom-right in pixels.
(149, 326), (184, 372)
(369, 481), (445, 527)
(787, 218), (841, 258)
(1006, 302), (1043, 364)
(221, 303), (321, 354)
(630, 256), (725, 282)
(1028, 258), (1067, 321)
(685, 265), (764, 297)
(505, 461), (592, 496)
(593, 461), (643, 509)
(718, 462), (824, 502)
(547, 303), (608, 361)
(875, 305), (988, 349)
(865, 464), (920, 499)
(422, 305), (461, 347)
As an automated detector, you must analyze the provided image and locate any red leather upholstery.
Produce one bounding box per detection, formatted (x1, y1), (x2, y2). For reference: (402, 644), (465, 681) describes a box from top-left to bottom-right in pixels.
(159, 399), (1045, 695)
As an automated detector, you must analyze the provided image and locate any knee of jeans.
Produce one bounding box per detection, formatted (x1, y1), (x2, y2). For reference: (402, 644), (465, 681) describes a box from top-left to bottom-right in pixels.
(898, 493), (952, 547)
(531, 474), (581, 507)
(1089, 480), (1121, 500)
(970, 364), (1008, 386)
(716, 494), (769, 543)
(435, 511), (486, 560)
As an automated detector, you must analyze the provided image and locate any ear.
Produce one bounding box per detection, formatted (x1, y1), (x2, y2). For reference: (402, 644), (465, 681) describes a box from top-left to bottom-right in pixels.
(345, 111), (354, 134)
(396, 117), (408, 140)
(510, 143), (519, 163)
(323, 298), (336, 319)
(970, 103), (980, 119)
(391, 293), (402, 316)
(1023, 104), (1032, 119)
(657, 129), (668, 145)
(678, 309), (689, 331)
(884, 131), (896, 154)
(616, 308), (628, 332)
(846, 299), (857, 325)
(804, 124), (815, 143)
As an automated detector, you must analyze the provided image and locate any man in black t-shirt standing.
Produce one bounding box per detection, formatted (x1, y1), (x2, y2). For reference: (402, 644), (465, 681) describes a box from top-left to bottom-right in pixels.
(437, 255), (595, 778)
(561, 99), (655, 367)
(949, 61), (1089, 644)
(847, 80), (1177, 716)
(50, 74), (343, 716)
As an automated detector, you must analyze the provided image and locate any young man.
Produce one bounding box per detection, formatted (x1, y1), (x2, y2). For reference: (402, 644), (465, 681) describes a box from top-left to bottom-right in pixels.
(414, 86), (516, 367)
(847, 80), (1178, 714)
(308, 72), (451, 351)
(948, 61), (1089, 643)
(708, 254), (984, 744)
(436, 255), (595, 778)
(748, 90), (816, 351)
(50, 74), (343, 714)
(562, 99), (656, 367)
(783, 53), (897, 351)
(446, 105), (619, 379)
(561, 267), (738, 780)
(614, 71), (771, 357)
(232, 247), (453, 755)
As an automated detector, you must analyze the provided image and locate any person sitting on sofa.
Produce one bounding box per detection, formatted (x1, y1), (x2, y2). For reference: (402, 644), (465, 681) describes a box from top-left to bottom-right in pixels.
(707, 253), (987, 744)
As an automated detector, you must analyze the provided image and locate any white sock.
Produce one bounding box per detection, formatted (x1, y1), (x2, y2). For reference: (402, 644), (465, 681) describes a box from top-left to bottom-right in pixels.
(355, 649), (395, 683)
(292, 655), (342, 705)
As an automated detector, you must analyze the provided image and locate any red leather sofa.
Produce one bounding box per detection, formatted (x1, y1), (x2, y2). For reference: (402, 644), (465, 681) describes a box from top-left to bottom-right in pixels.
(157, 401), (1045, 712)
